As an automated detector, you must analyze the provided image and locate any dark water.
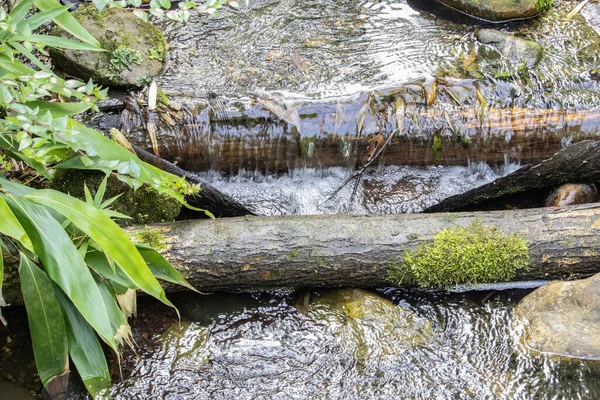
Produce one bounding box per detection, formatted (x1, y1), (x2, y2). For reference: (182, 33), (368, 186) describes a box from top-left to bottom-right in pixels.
(108, 289), (599, 399)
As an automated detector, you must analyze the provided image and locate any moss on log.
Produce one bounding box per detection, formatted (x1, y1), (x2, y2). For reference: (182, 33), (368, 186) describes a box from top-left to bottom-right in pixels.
(4, 204), (600, 305)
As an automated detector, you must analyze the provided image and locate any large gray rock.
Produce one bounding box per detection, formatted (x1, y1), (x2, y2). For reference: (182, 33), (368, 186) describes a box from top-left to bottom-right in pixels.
(438, 0), (552, 21)
(514, 273), (600, 360)
(476, 29), (543, 68)
(50, 5), (167, 87)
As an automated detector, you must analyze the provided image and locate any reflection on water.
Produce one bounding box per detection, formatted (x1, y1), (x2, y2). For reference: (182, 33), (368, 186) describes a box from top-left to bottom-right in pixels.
(111, 289), (600, 399)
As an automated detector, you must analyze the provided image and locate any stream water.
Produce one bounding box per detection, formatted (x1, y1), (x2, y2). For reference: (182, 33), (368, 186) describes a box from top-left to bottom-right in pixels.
(4, 0), (600, 398)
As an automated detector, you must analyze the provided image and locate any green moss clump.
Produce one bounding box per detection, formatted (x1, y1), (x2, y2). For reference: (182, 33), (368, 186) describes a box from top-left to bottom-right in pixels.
(536, 0), (553, 13)
(387, 220), (529, 288)
(49, 170), (181, 226)
(138, 227), (166, 250)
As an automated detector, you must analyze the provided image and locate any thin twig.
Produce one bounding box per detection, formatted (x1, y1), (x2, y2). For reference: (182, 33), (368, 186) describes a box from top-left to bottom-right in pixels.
(324, 128), (399, 202)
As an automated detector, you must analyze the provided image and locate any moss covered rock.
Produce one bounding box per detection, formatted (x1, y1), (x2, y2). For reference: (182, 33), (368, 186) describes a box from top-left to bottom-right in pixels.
(50, 5), (167, 87)
(437, 0), (552, 21)
(307, 289), (432, 362)
(49, 169), (181, 225)
(514, 273), (600, 360)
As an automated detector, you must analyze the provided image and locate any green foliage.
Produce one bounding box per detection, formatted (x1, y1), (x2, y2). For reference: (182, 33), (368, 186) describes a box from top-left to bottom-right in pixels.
(138, 226), (167, 250)
(536, 0), (553, 13)
(387, 220), (530, 288)
(0, 0), (216, 397)
(110, 45), (143, 72)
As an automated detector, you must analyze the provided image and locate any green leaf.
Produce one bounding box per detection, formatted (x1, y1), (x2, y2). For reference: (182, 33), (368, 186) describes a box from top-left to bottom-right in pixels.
(135, 244), (197, 292)
(85, 250), (136, 289)
(54, 287), (111, 398)
(18, 254), (69, 386)
(6, 195), (116, 351)
(33, 0), (101, 47)
(0, 238), (5, 325)
(24, 100), (91, 117)
(25, 34), (106, 51)
(9, 0), (35, 22)
(0, 194), (34, 251)
(19, 5), (73, 31)
(9, 41), (52, 72)
(24, 189), (175, 308)
(94, 276), (134, 350)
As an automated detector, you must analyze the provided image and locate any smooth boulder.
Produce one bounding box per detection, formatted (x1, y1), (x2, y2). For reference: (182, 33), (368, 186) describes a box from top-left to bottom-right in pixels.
(514, 273), (600, 360)
(50, 5), (166, 87)
(437, 0), (552, 22)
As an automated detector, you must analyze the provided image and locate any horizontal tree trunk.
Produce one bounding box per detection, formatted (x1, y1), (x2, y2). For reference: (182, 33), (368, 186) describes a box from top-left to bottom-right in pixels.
(4, 204), (600, 305)
(425, 140), (600, 212)
(121, 97), (600, 173)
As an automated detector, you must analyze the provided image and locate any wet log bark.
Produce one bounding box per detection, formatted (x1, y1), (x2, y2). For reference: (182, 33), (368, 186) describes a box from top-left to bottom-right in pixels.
(122, 97), (600, 174)
(425, 140), (600, 213)
(4, 203), (600, 304)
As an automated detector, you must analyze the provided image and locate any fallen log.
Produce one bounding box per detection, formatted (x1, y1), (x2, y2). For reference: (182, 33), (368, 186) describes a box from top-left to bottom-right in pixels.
(425, 140), (600, 212)
(121, 91), (600, 173)
(4, 203), (600, 304)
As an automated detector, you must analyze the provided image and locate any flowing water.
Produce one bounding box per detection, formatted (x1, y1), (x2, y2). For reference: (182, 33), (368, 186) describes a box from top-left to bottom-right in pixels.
(198, 162), (519, 215)
(104, 289), (600, 399)
(6, 1), (600, 398)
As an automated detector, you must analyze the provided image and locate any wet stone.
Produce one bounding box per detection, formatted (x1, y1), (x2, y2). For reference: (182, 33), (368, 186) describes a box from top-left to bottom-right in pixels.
(50, 5), (166, 88)
(545, 183), (599, 207)
(307, 289), (432, 362)
(436, 0), (551, 22)
(514, 273), (600, 360)
(476, 29), (543, 68)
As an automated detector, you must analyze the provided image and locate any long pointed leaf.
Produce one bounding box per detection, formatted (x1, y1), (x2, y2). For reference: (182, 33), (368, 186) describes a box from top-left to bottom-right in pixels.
(25, 189), (174, 308)
(94, 277), (134, 350)
(135, 244), (197, 292)
(25, 35), (105, 51)
(85, 250), (137, 290)
(33, 0), (100, 47)
(54, 287), (111, 398)
(9, 0), (35, 22)
(19, 5), (72, 31)
(18, 254), (69, 386)
(0, 239), (5, 325)
(6, 195), (116, 351)
(0, 194), (34, 251)
(24, 100), (91, 118)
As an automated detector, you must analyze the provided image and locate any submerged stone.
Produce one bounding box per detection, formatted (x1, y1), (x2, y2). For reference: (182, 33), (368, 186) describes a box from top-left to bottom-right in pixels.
(545, 183), (599, 207)
(307, 289), (432, 362)
(514, 273), (600, 360)
(437, 0), (552, 22)
(50, 5), (167, 87)
(476, 29), (543, 68)
(158, 322), (211, 370)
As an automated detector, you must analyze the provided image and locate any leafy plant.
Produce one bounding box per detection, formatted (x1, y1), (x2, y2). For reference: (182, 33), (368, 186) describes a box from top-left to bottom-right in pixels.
(0, 0), (213, 398)
(387, 220), (530, 288)
(110, 45), (142, 72)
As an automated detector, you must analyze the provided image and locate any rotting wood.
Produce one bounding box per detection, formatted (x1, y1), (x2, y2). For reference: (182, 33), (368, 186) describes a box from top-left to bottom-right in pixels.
(5, 203), (600, 304)
(425, 140), (600, 213)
